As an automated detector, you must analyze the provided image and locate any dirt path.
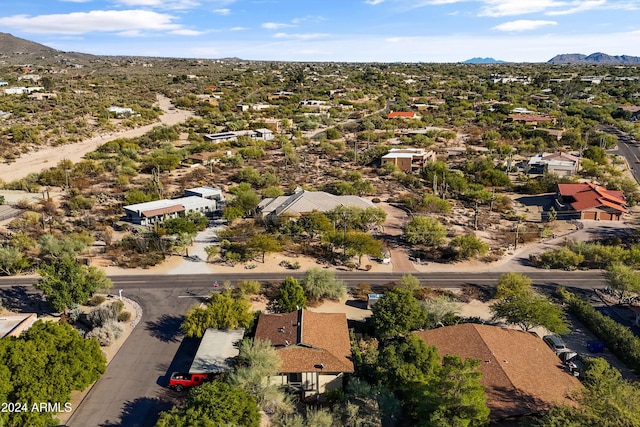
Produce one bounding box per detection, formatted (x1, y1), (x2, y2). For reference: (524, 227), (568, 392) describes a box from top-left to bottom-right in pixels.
(378, 203), (418, 272)
(0, 95), (193, 182)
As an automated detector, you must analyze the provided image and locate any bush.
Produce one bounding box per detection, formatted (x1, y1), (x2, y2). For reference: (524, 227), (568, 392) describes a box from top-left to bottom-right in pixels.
(87, 301), (121, 328)
(558, 288), (640, 373)
(87, 295), (106, 306)
(237, 280), (261, 296)
(117, 311), (132, 322)
(87, 321), (124, 346)
(301, 268), (347, 301)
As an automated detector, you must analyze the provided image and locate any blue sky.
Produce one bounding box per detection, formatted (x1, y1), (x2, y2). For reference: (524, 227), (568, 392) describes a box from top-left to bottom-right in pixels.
(0, 0), (638, 62)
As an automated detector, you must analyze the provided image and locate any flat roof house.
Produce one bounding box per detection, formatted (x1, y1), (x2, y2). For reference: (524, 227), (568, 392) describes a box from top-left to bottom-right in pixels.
(527, 152), (580, 176)
(415, 324), (582, 421)
(255, 309), (354, 397)
(123, 188), (222, 225)
(381, 148), (436, 173)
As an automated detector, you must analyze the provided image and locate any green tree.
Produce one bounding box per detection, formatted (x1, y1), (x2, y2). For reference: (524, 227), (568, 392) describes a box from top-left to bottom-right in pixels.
(0, 246), (30, 275)
(181, 290), (253, 337)
(301, 268), (347, 301)
(269, 277), (306, 313)
(418, 355), (490, 427)
(403, 216), (447, 246)
(37, 233), (91, 260)
(204, 245), (220, 262)
(605, 262), (640, 302)
(345, 231), (383, 267)
(35, 257), (112, 312)
(228, 183), (260, 216)
(156, 381), (260, 427)
(0, 321), (106, 427)
(371, 287), (428, 340)
(449, 235), (489, 260)
(377, 334), (440, 390)
(247, 234), (281, 263)
(490, 273), (569, 334)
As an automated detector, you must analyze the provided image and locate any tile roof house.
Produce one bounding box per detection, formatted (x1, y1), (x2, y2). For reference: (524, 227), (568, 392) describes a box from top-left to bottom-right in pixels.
(507, 114), (556, 126)
(255, 310), (354, 397)
(556, 183), (627, 221)
(415, 324), (582, 420)
(387, 111), (421, 120)
(258, 189), (374, 224)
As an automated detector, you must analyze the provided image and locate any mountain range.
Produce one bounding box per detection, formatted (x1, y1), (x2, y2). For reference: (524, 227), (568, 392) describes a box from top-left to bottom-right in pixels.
(462, 57), (507, 64)
(547, 52), (640, 64)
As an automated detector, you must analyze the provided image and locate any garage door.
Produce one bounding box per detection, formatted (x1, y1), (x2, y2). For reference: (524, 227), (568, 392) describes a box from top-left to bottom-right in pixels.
(599, 213), (614, 221)
(582, 211), (597, 220)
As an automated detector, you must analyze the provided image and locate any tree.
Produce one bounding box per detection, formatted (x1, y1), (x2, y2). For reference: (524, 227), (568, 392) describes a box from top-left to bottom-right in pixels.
(247, 234), (281, 263)
(449, 235), (489, 260)
(0, 246), (30, 275)
(0, 321), (106, 427)
(156, 382), (260, 427)
(301, 268), (347, 301)
(537, 358), (640, 427)
(181, 291), (253, 337)
(490, 272), (569, 334)
(418, 355), (490, 427)
(345, 231), (383, 267)
(376, 334), (440, 390)
(269, 277), (306, 313)
(605, 262), (640, 302)
(371, 287), (428, 340)
(403, 216), (447, 246)
(35, 257), (112, 312)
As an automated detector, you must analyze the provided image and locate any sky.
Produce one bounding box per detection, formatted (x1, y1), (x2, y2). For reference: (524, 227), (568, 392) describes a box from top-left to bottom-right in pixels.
(0, 0), (639, 63)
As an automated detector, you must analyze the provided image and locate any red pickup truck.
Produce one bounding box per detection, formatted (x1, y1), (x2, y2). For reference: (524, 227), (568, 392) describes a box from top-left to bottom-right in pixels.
(168, 372), (211, 391)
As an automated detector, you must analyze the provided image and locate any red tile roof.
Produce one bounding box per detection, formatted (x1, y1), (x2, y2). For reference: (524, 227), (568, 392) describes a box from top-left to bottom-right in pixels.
(508, 114), (554, 122)
(415, 324), (582, 419)
(558, 183), (627, 213)
(255, 310), (354, 373)
(387, 111), (418, 119)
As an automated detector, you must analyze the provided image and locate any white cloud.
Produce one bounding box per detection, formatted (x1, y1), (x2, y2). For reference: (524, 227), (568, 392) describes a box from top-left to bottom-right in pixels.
(112, 0), (200, 10)
(365, 0), (385, 5)
(230, 26), (248, 31)
(0, 10), (183, 35)
(170, 29), (204, 36)
(492, 19), (558, 32)
(213, 8), (231, 15)
(261, 22), (294, 29)
(479, 0), (608, 17)
(273, 32), (329, 40)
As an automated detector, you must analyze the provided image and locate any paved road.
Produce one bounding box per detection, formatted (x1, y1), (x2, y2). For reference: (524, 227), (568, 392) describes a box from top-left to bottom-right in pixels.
(0, 271), (608, 427)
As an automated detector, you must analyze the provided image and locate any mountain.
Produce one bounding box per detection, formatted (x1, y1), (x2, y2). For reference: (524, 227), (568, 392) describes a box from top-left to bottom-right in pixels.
(0, 32), (97, 65)
(462, 57), (506, 64)
(548, 52), (640, 64)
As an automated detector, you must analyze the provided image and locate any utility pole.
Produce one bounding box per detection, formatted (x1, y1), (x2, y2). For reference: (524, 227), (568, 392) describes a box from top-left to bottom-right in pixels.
(473, 202), (479, 230)
(514, 219), (521, 250)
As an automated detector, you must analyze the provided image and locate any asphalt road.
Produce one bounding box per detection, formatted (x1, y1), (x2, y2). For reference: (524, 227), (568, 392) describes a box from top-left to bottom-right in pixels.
(0, 271), (608, 427)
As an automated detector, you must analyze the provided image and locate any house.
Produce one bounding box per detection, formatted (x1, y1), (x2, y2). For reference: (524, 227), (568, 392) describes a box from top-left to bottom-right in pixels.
(619, 106), (640, 121)
(254, 310), (354, 397)
(203, 132), (238, 143)
(3, 86), (44, 95)
(251, 128), (274, 141)
(122, 188), (222, 225)
(258, 189), (374, 224)
(381, 148), (436, 173)
(415, 324), (582, 420)
(189, 329), (244, 374)
(184, 186), (224, 202)
(556, 183), (627, 221)
(527, 152), (580, 176)
(187, 151), (220, 166)
(108, 106), (136, 118)
(387, 111), (421, 120)
(507, 114), (556, 126)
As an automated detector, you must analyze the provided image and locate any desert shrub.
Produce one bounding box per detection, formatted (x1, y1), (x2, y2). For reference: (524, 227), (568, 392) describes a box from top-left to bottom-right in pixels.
(87, 321), (124, 346)
(87, 295), (106, 306)
(87, 301), (121, 328)
(237, 280), (261, 296)
(301, 268), (347, 301)
(117, 311), (132, 322)
(353, 283), (373, 301)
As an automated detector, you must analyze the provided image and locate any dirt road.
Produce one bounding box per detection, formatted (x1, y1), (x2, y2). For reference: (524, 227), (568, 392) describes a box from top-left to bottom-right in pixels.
(0, 95), (193, 183)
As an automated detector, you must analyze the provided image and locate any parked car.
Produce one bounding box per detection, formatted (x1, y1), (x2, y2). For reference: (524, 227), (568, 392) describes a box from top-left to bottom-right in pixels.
(543, 335), (568, 354)
(168, 372), (212, 392)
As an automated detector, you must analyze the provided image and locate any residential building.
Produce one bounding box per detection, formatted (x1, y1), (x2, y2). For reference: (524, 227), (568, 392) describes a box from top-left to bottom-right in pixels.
(387, 111), (421, 120)
(507, 114), (556, 126)
(187, 151), (220, 166)
(619, 106), (640, 121)
(255, 310), (354, 397)
(556, 183), (627, 221)
(189, 329), (244, 374)
(415, 324), (582, 420)
(204, 132), (237, 143)
(184, 186), (224, 202)
(381, 148), (436, 173)
(258, 189), (374, 224)
(3, 86), (44, 95)
(527, 152), (580, 176)
(122, 187), (222, 225)
(108, 106), (136, 118)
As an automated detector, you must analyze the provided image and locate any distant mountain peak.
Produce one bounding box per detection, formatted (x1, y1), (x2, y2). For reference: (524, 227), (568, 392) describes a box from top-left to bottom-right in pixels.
(548, 52), (640, 64)
(462, 57), (506, 64)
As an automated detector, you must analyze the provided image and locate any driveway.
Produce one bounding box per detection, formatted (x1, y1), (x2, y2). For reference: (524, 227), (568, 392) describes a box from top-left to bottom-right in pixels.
(378, 203), (417, 273)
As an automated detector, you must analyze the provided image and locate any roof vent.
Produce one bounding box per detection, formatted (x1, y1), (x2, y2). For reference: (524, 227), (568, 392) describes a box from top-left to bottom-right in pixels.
(278, 326), (285, 333)
(285, 340), (290, 346)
